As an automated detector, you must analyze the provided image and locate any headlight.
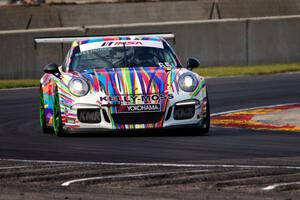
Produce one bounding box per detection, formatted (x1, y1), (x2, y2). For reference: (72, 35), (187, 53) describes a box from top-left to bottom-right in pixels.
(68, 78), (89, 97)
(178, 73), (198, 92)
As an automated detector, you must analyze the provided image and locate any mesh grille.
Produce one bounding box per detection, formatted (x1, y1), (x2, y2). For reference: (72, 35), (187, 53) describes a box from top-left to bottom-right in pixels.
(112, 112), (164, 124)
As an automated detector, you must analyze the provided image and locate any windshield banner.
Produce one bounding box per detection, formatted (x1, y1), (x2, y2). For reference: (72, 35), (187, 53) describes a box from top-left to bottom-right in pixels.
(80, 40), (164, 52)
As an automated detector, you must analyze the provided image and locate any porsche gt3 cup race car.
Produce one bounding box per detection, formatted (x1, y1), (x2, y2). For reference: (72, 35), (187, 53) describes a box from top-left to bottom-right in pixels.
(39, 34), (210, 136)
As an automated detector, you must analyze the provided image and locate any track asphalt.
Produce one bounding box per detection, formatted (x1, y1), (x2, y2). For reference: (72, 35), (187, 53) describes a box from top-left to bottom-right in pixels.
(0, 73), (300, 163)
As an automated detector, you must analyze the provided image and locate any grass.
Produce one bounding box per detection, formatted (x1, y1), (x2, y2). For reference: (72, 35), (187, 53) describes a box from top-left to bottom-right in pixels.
(194, 63), (300, 77)
(0, 79), (39, 89)
(1, 63), (300, 89)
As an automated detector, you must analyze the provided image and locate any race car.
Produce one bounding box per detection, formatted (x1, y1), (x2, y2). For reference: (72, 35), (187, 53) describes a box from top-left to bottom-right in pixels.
(39, 34), (210, 136)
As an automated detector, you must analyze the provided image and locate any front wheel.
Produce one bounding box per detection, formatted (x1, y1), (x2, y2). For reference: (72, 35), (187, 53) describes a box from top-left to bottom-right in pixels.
(53, 90), (65, 137)
(40, 86), (53, 134)
(193, 95), (210, 135)
(201, 96), (210, 134)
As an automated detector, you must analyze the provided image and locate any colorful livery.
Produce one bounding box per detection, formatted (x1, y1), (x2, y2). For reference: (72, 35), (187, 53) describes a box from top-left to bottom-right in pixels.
(39, 35), (210, 135)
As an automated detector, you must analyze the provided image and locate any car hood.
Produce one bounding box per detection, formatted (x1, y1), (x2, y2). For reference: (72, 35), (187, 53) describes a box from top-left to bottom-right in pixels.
(81, 67), (180, 98)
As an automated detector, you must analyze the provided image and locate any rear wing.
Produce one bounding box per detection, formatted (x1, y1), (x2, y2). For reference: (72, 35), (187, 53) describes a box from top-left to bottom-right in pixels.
(34, 33), (175, 44)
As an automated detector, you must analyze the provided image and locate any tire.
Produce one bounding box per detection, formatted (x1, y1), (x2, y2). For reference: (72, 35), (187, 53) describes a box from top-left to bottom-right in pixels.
(193, 94), (210, 135)
(39, 86), (53, 134)
(201, 95), (210, 134)
(53, 90), (65, 137)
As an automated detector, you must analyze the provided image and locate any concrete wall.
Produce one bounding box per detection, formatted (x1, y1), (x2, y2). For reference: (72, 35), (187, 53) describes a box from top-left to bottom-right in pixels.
(0, 27), (85, 78)
(86, 20), (246, 66)
(0, 6), (61, 30)
(218, 0), (300, 18)
(1, 16), (300, 79)
(56, 1), (213, 27)
(248, 16), (300, 64)
(2, 0), (300, 31)
(0, 1), (213, 31)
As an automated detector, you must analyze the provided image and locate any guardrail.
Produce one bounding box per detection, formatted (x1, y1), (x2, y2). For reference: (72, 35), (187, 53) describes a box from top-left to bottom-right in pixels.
(1, 15), (300, 79)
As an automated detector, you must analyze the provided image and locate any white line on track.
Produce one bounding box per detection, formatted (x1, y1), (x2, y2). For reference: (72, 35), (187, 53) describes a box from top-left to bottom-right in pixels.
(211, 102), (300, 117)
(0, 165), (30, 170)
(262, 181), (300, 191)
(61, 169), (209, 186)
(1, 158), (300, 170)
(0, 87), (38, 91)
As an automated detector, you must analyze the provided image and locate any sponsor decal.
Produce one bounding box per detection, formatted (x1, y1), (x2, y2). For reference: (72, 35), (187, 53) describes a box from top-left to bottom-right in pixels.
(174, 106), (195, 120)
(117, 104), (161, 113)
(78, 109), (101, 123)
(158, 62), (172, 68)
(101, 41), (114, 47)
(101, 41), (143, 47)
(80, 40), (163, 52)
(100, 94), (174, 103)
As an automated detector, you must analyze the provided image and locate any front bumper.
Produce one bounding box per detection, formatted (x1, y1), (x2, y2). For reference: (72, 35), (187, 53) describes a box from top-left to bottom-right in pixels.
(62, 99), (206, 133)
(64, 122), (206, 134)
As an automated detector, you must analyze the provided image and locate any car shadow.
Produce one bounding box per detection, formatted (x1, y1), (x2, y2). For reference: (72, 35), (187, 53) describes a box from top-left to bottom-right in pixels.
(62, 128), (210, 138)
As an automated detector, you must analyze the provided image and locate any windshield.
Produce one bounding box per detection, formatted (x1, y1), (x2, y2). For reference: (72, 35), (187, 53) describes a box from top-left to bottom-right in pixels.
(69, 41), (179, 72)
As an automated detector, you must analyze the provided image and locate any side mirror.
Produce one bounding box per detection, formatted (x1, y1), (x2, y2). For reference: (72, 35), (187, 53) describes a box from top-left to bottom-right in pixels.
(187, 58), (200, 70)
(44, 63), (59, 74)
